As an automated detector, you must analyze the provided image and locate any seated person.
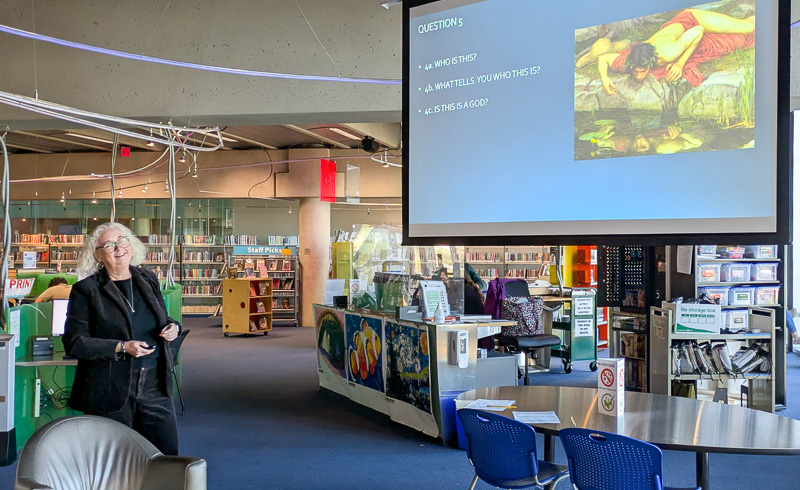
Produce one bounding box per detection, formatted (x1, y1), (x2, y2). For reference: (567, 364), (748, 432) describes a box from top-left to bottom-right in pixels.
(463, 266), (485, 315)
(35, 277), (72, 302)
(598, 8), (755, 92)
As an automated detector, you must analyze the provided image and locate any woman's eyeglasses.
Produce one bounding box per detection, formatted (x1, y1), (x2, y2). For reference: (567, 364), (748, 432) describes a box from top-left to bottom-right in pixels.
(97, 236), (131, 252)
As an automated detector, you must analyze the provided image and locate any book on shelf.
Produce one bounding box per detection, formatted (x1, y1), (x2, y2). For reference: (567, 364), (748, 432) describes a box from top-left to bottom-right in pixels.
(249, 284), (257, 296)
(245, 267), (254, 278)
(282, 260), (292, 271)
(283, 278), (294, 290)
(258, 262), (269, 277)
(267, 260), (278, 271)
(256, 301), (266, 313)
(249, 319), (257, 332)
(258, 282), (269, 296)
(281, 298), (291, 309)
(272, 298), (278, 308)
(258, 317), (269, 330)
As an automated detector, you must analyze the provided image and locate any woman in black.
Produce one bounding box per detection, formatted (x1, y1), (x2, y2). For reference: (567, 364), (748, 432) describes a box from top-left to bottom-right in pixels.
(63, 222), (181, 455)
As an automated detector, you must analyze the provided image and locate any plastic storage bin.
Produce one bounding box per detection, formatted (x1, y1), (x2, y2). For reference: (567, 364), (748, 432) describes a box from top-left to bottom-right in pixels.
(717, 246), (745, 259)
(728, 287), (755, 306)
(723, 310), (749, 330)
(697, 263), (721, 282)
(750, 263), (778, 282)
(720, 263), (750, 282)
(746, 245), (778, 259)
(698, 286), (729, 306)
(754, 286), (780, 305)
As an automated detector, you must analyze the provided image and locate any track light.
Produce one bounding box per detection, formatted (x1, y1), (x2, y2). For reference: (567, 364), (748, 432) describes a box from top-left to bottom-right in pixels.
(143, 184), (148, 193)
(288, 207), (292, 214)
(191, 164), (198, 178)
(91, 191), (97, 204)
(382, 162), (389, 168)
(367, 208), (371, 215)
(60, 192), (65, 203)
(118, 189), (123, 198)
(165, 181), (170, 194)
(178, 150), (186, 163)
(146, 130), (155, 147)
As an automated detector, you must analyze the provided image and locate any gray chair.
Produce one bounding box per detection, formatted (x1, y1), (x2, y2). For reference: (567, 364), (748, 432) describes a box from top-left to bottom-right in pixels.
(15, 415), (206, 490)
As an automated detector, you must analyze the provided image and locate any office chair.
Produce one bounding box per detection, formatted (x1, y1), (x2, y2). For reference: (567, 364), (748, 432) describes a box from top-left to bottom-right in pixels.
(559, 428), (699, 490)
(15, 415), (206, 490)
(171, 329), (190, 416)
(457, 408), (568, 490)
(497, 280), (561, 384)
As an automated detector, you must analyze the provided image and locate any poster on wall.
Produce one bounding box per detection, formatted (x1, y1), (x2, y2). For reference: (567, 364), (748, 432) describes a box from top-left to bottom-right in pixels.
(315, 306), (348, 396)
(345, 314), (384, 392)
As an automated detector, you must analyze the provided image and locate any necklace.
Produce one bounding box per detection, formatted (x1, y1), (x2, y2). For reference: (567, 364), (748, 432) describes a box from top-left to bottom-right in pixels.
(119, 280), (136, 313)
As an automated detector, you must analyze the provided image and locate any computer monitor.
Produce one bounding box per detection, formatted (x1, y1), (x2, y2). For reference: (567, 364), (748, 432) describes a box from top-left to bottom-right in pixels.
(51, 299), (69, 336)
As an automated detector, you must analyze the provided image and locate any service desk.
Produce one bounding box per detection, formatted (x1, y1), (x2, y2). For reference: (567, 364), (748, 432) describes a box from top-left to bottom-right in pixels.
(313, 304), (517, 445)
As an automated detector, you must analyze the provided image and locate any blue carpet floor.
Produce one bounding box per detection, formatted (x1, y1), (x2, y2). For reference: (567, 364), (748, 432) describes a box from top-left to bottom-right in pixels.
(2, 319), (800, 489)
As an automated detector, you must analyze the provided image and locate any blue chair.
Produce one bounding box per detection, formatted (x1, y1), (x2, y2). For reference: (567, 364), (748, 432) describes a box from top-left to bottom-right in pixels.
(559, 428), (700, 490)
(457, 408), (569, 489)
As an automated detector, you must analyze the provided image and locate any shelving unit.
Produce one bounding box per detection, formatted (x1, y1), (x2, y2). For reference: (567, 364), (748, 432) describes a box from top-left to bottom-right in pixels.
(221, 278), (272, 336)
(230, 244), (299, 327)
(650, 306), (776, 413)
(599, 246), (665, 392)
(180, 237), (228, 316)
(668, 244), (786, 409)
(7, 234), (85, 271)
(609, 311), (649, 392)
(464, 245), (550, 283)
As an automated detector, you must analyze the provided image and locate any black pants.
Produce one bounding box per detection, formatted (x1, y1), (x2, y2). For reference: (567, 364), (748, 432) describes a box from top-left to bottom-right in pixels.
(105, 365), (179, 455)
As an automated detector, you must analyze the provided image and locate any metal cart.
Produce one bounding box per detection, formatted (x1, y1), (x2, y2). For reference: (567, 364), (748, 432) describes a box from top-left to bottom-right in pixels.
(549, 288), (598, 373)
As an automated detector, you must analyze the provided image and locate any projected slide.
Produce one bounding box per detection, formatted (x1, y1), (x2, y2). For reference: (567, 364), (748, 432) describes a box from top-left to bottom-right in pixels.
(406, 0), (783, 241)
(575, 1), (756, 161)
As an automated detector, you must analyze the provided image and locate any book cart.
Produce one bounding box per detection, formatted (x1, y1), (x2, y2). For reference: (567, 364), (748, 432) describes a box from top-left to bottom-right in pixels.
(221, 278), (273, 336)
(230, 245), (299, 327)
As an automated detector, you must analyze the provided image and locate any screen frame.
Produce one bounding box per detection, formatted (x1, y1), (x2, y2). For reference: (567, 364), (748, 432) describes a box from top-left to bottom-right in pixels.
(51, 299), (69, 337)
(402, 0), (792, 246)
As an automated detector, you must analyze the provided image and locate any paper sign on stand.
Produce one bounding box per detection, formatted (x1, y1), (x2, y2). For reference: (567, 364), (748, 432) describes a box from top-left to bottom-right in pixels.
(597, 358), (624, 417)
(4, 278), (35, 298)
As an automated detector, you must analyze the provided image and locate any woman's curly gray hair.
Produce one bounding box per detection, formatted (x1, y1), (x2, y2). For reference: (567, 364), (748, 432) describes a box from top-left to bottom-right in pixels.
(77, 222), (147, 276)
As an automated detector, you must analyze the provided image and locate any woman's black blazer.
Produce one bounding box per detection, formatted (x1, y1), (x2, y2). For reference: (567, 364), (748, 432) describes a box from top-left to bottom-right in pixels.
(63, 266), (180, 415)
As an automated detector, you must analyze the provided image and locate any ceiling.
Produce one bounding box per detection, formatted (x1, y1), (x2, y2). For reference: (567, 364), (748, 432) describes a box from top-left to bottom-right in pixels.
(2, 122), (401, 155)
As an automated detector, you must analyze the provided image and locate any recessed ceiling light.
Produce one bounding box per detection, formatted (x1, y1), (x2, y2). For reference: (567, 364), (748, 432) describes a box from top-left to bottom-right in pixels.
(329, 127), (361, 140)
(65, 133), (114, 144)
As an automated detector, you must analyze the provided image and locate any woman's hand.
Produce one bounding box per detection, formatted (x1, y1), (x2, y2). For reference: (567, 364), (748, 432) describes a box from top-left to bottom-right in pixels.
(124, 341), (155, 357)
(160, 323), (179, 342)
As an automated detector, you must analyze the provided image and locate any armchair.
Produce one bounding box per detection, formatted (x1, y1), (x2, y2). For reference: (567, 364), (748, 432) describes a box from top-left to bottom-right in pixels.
(15, 415), (206, 490)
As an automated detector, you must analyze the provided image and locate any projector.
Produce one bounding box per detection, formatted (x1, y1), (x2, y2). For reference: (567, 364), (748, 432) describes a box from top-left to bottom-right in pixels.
(361, 136), (381, 153)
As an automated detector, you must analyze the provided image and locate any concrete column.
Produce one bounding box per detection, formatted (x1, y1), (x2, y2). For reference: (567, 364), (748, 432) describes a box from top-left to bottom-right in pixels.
(299, 197), (330, 327)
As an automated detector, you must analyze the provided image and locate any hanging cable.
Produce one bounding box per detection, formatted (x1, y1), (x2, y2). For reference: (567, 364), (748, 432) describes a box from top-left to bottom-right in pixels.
(0, 90), (223, 152)
(0, 135), (11, 321)
(110, 133), (119, 222)
(164, 143), (178, 290)
(0, 23), (400, 84)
